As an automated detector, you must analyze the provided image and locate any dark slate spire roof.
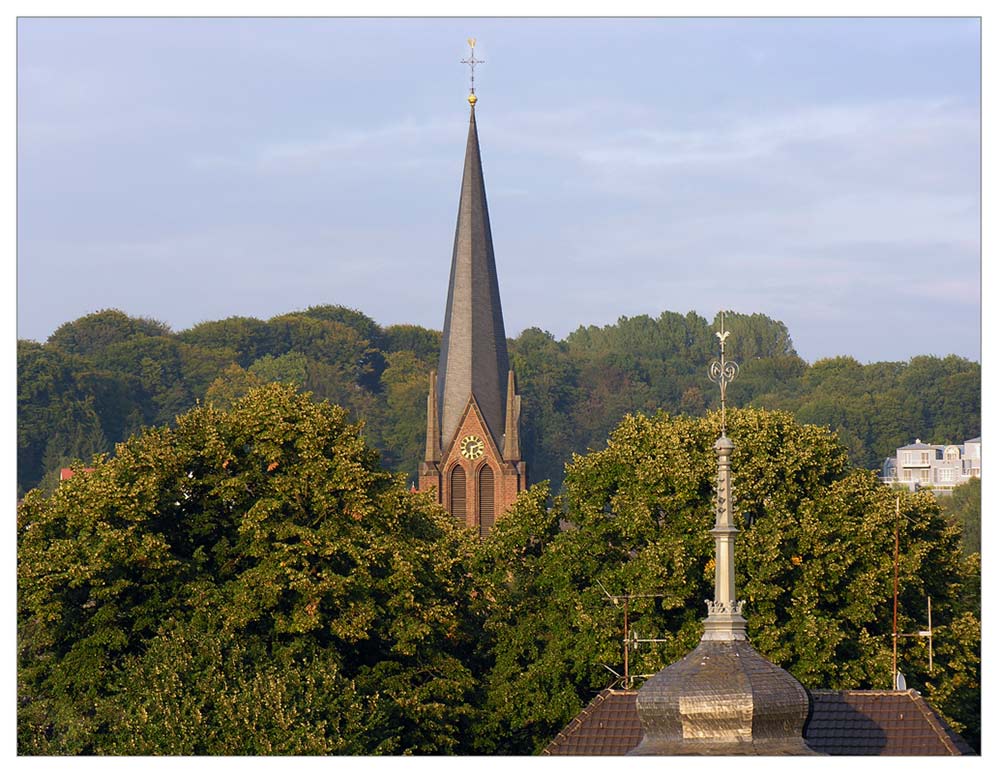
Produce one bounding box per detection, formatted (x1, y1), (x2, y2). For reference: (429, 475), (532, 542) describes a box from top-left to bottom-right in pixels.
(630, 638), (815, 755)
(436, 104), (510, 448)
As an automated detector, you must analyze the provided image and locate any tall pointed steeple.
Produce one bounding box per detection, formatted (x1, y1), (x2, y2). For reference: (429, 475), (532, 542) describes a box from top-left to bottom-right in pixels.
(418, 42), (527, 535)
(436, 102), (510, 447)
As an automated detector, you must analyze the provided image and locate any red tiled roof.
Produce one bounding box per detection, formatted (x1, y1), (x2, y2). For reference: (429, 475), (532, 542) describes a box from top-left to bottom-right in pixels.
(544, 690), (643, 756)
(805, 690), (974, 756)
(543, 688), (974, 756)
(59, 467), (95, 481)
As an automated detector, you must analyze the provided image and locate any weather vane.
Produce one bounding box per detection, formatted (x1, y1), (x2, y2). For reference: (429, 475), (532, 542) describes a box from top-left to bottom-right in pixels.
(461, 38), (484, 104)
(708, 311), (739, 434)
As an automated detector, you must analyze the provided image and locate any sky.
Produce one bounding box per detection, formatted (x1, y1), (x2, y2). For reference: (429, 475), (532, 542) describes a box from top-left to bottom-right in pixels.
(16, 16), (981, 364)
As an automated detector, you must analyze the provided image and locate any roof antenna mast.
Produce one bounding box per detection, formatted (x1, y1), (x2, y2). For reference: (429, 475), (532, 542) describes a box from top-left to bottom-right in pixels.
(461, 38), (484, 105)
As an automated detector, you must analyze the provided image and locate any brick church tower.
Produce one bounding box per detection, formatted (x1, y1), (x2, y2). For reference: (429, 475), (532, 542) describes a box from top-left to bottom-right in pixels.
(418, 86), (526, 537)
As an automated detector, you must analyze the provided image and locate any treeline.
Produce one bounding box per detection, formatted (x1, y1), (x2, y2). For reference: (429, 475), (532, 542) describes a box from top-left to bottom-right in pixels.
(17, 306), (980, 496)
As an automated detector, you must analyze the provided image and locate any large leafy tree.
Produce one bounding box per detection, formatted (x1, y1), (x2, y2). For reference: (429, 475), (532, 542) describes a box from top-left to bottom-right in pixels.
(473, 408), (979, 753)
(176, 315), (276, 367)
(18, 384), (481, 755)
(47, 309), (171, 356)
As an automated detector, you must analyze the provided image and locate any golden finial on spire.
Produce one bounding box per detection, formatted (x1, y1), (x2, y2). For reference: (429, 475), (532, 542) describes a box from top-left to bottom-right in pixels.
(461, 38), (484, 105)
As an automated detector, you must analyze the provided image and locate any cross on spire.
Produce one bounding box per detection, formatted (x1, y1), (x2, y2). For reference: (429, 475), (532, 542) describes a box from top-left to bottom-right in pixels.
(461, 38), (484, 104)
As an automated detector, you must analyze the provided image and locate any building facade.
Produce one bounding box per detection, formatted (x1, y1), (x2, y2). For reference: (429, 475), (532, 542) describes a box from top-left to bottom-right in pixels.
(881, 437), (981, 492)
(418, 93), (526, 536)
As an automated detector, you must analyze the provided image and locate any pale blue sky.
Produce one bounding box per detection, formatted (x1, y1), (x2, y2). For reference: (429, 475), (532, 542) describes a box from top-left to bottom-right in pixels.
(17, 17), (981, 363)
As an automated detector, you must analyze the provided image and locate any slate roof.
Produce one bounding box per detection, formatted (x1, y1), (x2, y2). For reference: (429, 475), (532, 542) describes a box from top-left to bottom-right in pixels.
(898, 441), (935, 451)
(543, 689), (974, 756)
(436, 104), (510, 449)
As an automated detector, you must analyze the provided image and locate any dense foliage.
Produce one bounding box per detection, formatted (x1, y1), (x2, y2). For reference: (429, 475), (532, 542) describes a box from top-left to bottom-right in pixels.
(19, 396), (980, 755)
(18, 306), (980, 496)
(18, 385), (481, 754)
(472, 408), (980, 753)
(17, 306), (980, 754)
(938, 477), (981, 556)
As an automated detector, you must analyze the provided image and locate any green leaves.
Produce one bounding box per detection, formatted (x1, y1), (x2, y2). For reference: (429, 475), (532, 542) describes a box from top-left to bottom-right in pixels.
(18, 384), (481, 755)
(938, 477), (980, 555)
(471, 407), (980, 753)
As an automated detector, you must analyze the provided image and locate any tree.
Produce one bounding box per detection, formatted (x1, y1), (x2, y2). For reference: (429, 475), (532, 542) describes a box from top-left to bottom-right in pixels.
(468, 482), (569, 754)
(473, 407), (980, 753)
(18, 384), (482, 754)
(17, 340), (111, 494)
(375, 350), (434, 478)
(715, 311), (797, 361)
(248, 351), (309, 387)
(293, 305), (387, 389)
(299, 304), (386, 351)
(177, 316), (275, 367)
(509, 328), (580, 489)
(383, 324), (441, 365)
(47, 309), (171, 357)
(203, 363), (266, 409)
(938, 477), (981, 556)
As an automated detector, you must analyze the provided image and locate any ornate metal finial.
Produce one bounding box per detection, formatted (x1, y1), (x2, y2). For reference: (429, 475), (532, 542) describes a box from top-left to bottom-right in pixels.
(461, 38), (484, 105)
(702, 310), (746, 641)
(708, 310), (739, 435)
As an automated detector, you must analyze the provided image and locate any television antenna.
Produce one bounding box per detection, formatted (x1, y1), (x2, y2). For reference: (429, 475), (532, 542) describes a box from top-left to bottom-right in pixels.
(896, 596), (935, 675)
(596, 580), (669, 689)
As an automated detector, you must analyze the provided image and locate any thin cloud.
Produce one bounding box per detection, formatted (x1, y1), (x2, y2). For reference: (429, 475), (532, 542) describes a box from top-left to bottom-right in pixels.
(577, 99), (976, 172)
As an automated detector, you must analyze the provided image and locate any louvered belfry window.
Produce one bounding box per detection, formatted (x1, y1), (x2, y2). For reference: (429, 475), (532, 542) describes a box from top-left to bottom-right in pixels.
(450, 465), (467, 524)
(478, 464), (495, 538)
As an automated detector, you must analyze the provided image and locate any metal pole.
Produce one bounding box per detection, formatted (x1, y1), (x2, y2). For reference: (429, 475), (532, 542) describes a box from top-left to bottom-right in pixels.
(623, 597), (630, 689)
(928, 596), (933, 674)
(892, 496), (899, 688)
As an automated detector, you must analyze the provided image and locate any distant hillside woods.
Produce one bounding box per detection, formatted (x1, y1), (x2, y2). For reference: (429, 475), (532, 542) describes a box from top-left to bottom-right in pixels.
(17, 306), (981, 496)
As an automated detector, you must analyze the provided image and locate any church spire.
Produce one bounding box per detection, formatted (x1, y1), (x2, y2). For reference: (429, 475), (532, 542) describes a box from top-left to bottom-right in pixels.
(419, 43), (526, 535)
(435, 62), (510, 450)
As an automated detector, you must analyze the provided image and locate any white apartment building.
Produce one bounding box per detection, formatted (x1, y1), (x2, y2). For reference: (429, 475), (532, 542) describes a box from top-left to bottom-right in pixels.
(881, 436), (981, 492)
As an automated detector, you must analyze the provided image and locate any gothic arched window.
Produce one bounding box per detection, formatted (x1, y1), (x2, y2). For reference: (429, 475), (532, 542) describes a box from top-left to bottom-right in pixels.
(478, 464), (495, 538)
(450, 464), (467, 524)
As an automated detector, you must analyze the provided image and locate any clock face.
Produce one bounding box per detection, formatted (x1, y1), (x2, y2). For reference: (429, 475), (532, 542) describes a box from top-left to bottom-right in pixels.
(459, 434), (485, 460)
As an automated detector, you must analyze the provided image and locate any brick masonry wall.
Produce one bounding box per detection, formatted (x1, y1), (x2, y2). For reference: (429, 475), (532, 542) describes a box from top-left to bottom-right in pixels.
(420, 396), (524, 534)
